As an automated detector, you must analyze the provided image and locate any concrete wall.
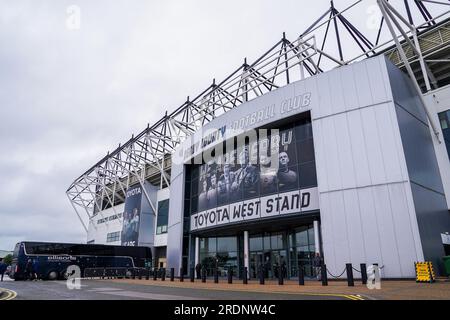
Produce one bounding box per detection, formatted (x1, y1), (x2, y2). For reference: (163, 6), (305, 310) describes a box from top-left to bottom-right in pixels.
(167, 55), (448, 278)
(154, 188), (170, 247)
(312, 56), (424, 278)
(87, 185), (171, 250)
(166, 160), (185, 274)
(424, 85), (450, 210)
(388, 61), (450, 275)
(138, 182), (158, 248)
(87, 203), (124, 245)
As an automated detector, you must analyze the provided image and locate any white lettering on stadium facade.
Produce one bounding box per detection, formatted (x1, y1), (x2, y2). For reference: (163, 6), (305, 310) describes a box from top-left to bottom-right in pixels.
(190, 187), (319, 231)
(181, 92), (312, 162)
(126, 187), (141, 198)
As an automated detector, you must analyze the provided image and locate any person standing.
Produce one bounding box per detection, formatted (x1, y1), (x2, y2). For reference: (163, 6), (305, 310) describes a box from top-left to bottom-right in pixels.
(195, 263), (202, 280)
(0, 259), (7, 282)
(313, 252), (323, 281)
(32, 258), (40, 281)
(25, 259), (33, 280)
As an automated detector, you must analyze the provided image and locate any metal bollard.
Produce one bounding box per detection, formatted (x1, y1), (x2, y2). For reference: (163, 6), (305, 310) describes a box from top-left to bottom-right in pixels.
(190, 268), (195, 282)
(278, 267), (284, 285)
(145, 268), (150, 280)
(161, 268), (166, 281)
(132, 269), (136, 280)
(259, 267), (265, 285)
(180, 268), (184, 282)
(360, 263), (367, 285)
(321, 264), (328, 286)
(214, 268), (219, 284)
(201, 268), (206, 283)
(243, 267), (248, 284)
(298, 266), (305, 286)
(227, 267), (233, 284)
(170, 268), (175, 282)
(346, 264), (354, 287)
(153, 268), (158, 281)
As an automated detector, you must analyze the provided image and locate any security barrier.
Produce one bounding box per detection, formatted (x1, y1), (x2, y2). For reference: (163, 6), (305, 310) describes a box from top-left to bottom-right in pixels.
(346, 264), (354, 287)
(83, 267), (145, 279)
(180, 268), (184, 282)
(201, 268), (206, 283)
(227, 267), (233, 284)
(214, 268), (219, 284)
(82, 263), (384, 288)
(298, 266), (304, 285)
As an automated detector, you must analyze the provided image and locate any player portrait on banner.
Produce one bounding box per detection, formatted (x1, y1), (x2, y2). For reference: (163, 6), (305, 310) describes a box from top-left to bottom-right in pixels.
(198, 164), (209, 212)
(259, 133), (279, 195)
(230, 145), (260, 201)
(217, 162), (235, 205)
(277, 127), (299, 192)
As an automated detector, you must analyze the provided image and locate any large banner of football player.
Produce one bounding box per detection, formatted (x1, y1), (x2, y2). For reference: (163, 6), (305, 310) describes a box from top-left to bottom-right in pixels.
(121, 185), (142, 246)
(191, 124), (319, 231)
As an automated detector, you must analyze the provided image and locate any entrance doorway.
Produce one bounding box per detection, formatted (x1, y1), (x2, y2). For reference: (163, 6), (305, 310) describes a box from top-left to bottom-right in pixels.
(250, 250), (288, 279)
(249, 231), (289, 279)
(249, 225), (317, 279)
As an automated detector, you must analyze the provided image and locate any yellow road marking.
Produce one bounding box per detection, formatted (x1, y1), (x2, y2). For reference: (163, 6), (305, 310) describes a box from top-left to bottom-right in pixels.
(0, 288), (17, 300)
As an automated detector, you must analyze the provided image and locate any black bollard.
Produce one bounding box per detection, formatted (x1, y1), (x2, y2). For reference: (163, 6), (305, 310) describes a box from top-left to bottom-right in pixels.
(170, 268), (175, 282)
(131, 269), (136, 280)
(321, 264), (328, 286)
(243, 267), (248, 284)
(180, 268), (184, 282)
(145, 268), (150, 280)
(161, 268), (166, 281)
(228, 267), (233, 284)
(153, 268), (158, 281)
(138, 269), (142, 280)
(360, 263), (367, 285)
(214, 268), (219, 284)
(346, 264), (354, 287)
(190, 268), (195, 282)
(278, 267), (284, 285)
(298, 266), (305, 286)
(201, 268), (206, 283)
(259, 266), (265, 285)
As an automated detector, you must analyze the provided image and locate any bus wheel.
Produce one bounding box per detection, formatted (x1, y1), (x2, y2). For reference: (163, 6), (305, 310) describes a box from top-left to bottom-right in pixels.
(47, 271), (59, 281)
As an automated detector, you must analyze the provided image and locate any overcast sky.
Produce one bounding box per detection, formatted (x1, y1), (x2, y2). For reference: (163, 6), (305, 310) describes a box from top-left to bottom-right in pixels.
(0, 0), (445, 250)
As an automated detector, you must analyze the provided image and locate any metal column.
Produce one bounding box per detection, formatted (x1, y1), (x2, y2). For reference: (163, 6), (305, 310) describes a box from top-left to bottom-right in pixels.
(313, 220), (321, 254)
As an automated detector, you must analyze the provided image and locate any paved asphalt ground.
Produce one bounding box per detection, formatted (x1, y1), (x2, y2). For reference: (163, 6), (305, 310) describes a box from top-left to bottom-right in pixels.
(0, 278), (357, 300)
(3, 277), (450, 300)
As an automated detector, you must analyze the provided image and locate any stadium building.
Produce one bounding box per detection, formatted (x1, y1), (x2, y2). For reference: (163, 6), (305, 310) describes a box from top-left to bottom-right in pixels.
(67, 1), (450, 279)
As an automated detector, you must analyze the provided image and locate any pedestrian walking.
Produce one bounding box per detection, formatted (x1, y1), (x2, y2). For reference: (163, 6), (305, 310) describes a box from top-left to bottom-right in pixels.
(25, 259), (33, 280)
(0, 259), (7, 282)
(32, 258), (40, 281)
(313, 252), (323, 281)
(195, 263), (202, 280)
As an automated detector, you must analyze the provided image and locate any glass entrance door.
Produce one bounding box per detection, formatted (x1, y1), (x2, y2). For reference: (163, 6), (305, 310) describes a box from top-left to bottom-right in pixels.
(249, 232), (289, 279)
(270, 250), (288, 279)
(249, 249), (289, 279)
(249, 252), (263, 278)
(288, 224), (315, 278)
